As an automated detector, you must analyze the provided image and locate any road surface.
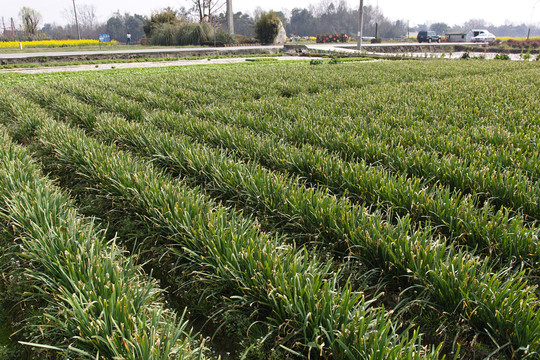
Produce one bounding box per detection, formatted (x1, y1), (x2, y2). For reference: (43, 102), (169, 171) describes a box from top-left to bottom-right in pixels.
(0, 56), (323, 74)
(0, 43), (473, 60)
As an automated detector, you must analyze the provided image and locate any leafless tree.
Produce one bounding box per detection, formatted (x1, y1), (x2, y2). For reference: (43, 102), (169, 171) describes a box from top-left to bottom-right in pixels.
(253, 6), (263, 20)
(312, 0), (333, 17)
(188, 0), (226, 22)
(64, 4), (96, 29)
(78, 4), (98, 30)
(19, 6), (42, 35)
(463, 18), (487, 29)
(63, 4), (101, 38)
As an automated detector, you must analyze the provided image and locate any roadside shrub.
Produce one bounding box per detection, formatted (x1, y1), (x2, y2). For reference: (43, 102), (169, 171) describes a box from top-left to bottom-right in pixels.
(234, 34), (259, 44)
(371, 38), (382, 44)
(501, 39), (540, 49)
(494, 53), (510, 60)
(316, 33), (349, 43)
(149, 21), (234, 46)
(523, 47), (532, 60)
(328, 56), (341, 64)
(150, 23), (178, 46)
(254, 11), (281, 44)
(177, 22), (209, 45)
(143, 8), (182, 38)
(0, 33), (48, 42)
(212, 29), (236, 46)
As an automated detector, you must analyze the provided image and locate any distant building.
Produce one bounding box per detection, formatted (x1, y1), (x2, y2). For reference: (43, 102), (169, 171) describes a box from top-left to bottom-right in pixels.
(446, 30), (474, 42)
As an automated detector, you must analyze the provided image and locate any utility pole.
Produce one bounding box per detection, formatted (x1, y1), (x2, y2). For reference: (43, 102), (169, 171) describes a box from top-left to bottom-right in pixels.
(527, 0), (539, 40)
(72, 0), (81, 40)
(357, 0), (364, 50)
(227, 0), (234, 34)
(1, 17), (5, 36)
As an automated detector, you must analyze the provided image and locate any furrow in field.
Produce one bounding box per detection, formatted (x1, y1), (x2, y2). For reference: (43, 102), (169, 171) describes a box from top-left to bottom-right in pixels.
(97, 62), (540, 179)
(10, 88), (540, 358)
(60, 64), (540, 220)
(0, 129), (201, 360)
(20, 80), (540, 269)
(0, 89), (439, 360)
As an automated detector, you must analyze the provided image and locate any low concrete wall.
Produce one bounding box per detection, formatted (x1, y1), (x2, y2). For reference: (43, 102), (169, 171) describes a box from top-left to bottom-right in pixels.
(339, 43), (538, 54)
(340, 44), (457, 53)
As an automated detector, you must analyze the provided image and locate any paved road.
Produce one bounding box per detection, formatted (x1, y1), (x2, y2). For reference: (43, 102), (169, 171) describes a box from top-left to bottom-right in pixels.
(0, 43), (474, 60)
(0, 45), (283, 59)
(0, 56), (324, 74)
(310, 42), (474, 49)
(1, 42), (497, 74)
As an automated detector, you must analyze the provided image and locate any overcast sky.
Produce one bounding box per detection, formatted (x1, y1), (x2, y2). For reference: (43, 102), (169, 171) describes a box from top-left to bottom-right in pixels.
(3, 0), (539, 28)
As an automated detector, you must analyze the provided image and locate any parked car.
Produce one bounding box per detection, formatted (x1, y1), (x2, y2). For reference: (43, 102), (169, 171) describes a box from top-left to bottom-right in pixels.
(471, 30), (496, 43)
(417, 31), (442, 43)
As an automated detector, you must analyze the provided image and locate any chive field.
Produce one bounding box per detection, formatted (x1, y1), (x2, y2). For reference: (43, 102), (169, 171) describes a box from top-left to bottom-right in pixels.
(0, 59), (539, 359)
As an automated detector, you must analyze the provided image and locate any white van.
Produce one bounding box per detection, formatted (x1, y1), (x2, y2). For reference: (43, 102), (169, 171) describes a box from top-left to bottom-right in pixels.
(471, 29), (496, 42)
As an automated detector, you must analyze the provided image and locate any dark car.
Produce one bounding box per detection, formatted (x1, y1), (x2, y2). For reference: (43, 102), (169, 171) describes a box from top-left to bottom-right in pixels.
(417, 31), (441, 43)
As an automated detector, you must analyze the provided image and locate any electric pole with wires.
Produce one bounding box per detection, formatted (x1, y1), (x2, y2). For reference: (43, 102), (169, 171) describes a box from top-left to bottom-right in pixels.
(357, 0), (364, 50)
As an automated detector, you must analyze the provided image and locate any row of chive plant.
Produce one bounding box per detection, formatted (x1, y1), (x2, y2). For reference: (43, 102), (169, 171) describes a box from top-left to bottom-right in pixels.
(14, 86), (539, 359)
(189, 100), (540, 220)
(0, 89), (440, 360)
(0, 129), (201, 360)
(22, 80), (539, 269)
(88, 109), (540, 360)
(97, 61), (540, 179)
(57, 67), (540, 220)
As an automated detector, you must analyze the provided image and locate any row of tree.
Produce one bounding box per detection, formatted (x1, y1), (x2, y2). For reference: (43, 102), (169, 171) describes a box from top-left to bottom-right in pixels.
(280, 1), (539, 39)
(3, 1), (539, 43)
(39, 12), (146, 43)
(287, 2), (406, 39)
(424, 19), (539, 38)
(1, 5), (145, 42)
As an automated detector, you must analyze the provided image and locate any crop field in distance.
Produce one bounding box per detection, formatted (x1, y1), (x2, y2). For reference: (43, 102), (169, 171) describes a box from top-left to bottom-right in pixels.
(0, 59), (539, 359)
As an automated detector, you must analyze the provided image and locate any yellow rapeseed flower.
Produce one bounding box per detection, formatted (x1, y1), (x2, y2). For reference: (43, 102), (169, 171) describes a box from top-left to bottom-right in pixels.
(497, 36), (540, 42)
(0, 39), (119, 49)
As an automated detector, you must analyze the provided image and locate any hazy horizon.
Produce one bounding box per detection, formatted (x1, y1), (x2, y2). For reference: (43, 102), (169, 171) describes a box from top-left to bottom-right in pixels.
(3, 0), (539, 30)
